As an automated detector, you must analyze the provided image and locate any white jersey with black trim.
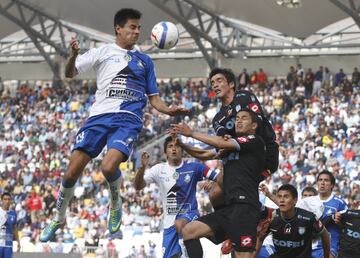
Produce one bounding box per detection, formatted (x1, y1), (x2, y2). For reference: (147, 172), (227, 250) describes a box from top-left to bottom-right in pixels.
(143, 161), (217, 229)
(75, 43), (159, 119)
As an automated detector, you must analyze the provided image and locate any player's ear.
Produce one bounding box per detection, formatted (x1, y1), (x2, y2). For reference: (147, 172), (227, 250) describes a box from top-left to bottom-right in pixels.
(115, 25), (122, 35)
(229, 81), (235, 90)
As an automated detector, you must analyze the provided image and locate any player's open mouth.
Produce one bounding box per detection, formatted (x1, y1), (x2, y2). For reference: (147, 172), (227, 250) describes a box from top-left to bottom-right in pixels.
(214, 89), (221, 95)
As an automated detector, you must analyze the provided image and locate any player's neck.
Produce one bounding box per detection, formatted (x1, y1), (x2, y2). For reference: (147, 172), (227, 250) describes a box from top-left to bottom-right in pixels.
(319, 192), (332, 200)
(168, 158), (182, 167)
(115, 39), (133, 50)
(281, 208), (296, 219)
(221, 90), (235, 106)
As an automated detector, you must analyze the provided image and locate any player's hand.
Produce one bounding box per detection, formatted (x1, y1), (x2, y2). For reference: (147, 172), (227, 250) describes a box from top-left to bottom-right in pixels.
(69, 37), (80, 56)
(333, 212), (341, 224)
(170, 123), (193, 137)
(214, 149), (228, 159)
(200, 181), (214, 192)
(259, 183), (271, 197)
(222, 134), (232, 141)
(167, 105), (191, 116)
(141, 152), (150, 167)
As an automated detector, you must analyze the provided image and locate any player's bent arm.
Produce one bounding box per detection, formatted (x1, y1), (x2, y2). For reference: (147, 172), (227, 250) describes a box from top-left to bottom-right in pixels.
(320, 228), (330, 258)
(178, 141), (217, 160)
(65, 55), (79, 78)
(191, 132), (237, 150)
(134, 165), (147, 191)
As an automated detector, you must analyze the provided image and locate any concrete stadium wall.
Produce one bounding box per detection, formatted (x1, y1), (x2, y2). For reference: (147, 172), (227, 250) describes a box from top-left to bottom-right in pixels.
(1, 55), (359, 80)
(14, 253), (81, 258)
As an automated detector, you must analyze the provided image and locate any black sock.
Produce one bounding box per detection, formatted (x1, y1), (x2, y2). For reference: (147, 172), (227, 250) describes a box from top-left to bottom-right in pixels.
(184, 239), (203, 258)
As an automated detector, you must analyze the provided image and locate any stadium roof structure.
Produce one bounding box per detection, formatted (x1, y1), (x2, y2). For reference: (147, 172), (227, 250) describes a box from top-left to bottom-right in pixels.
(1, 0), (360, 78)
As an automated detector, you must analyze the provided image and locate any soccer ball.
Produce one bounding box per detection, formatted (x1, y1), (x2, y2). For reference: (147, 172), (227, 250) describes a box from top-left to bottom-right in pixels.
(151, 21), (179, 49)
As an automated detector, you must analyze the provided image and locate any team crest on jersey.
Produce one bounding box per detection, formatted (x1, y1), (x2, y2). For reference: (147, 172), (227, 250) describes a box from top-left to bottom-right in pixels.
(237, 136), (249, 143)
(236, 105), (241, 112)
(184, 174), (191, 183)
(298, 227), (306, 235)
(124, 54), (132, 62)
(173, 172), (179, 180)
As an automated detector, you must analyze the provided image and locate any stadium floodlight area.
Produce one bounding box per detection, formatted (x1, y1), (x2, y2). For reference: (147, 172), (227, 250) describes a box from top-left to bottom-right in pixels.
(1, 0), (360, 74)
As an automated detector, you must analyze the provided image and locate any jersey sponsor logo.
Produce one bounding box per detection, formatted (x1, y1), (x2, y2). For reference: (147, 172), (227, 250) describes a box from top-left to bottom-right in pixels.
(106, 88), (138, 101)
(346, 229), (360, 239)
(273, 239), (305, 248)
(298, 227), (306, 235)
(240, 236), (253, 247)
(297, 214), (310, 221)
(248, 103), (260, 113)
(110, 74), (128, 86)
(247, 135), (255, 139)
(237, 136), (249, 143)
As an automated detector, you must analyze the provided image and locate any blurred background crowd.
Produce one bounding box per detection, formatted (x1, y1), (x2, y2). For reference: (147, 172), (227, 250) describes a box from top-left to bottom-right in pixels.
(0, 64), (359, 257)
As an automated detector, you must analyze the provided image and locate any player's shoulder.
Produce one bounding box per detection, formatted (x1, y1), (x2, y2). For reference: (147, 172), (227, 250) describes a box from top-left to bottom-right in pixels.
(131, 49), (153, 64)
(332, 195), (346, 204)
(149, 162), (167, 171)
(234, 89), (251, 97)
(236, 134), (263, 143)
(296, 207), (316, 221)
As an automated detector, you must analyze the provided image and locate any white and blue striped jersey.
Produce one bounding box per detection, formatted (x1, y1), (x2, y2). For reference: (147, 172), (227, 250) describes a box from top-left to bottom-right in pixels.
(312, 194), (347, 253)
(75, 43), (159, 119)
(144, 161), (218, 229)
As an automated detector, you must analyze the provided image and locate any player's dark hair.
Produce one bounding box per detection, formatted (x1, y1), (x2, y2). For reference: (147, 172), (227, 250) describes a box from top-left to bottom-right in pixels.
(209, 68), (236, 86)
(164, 136), (173, 153)
(114, 8), (142, 34)
(301, 186), (318, 196)
(238, 108), (258, 124)
(278, 184), (298, 199)
(316, 170), (335, 186)
(1, 192), (11, 200)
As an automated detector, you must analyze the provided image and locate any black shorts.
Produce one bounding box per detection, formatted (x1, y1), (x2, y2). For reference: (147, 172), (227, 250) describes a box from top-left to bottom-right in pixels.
(265, 141), (279, 173)
(197, 203), (260, 252)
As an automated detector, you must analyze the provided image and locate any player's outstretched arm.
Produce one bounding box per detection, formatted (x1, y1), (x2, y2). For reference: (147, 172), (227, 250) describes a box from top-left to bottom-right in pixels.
(65, 38), (80, 78)
(134, 152), (150, 191)
(148, 95), (190, 116)
(170, 123), (237, 150)
(175, 137), (217, 160)
(259, 184), (279, 207)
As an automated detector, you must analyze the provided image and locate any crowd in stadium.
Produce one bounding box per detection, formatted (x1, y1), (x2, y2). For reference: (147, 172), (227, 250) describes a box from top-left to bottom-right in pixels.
(0, 63), (359, 256)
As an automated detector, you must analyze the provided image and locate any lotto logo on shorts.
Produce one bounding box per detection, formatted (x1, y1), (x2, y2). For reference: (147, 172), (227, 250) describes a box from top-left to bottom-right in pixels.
(240, 236), (253, 247)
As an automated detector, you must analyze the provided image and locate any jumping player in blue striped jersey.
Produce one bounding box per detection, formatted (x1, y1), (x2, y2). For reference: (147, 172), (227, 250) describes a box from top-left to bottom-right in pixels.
(0, 192), (20, 258)
(134, 136), (219, 258)
(312, 170), (347, 258)
(40, 8), (189, 242)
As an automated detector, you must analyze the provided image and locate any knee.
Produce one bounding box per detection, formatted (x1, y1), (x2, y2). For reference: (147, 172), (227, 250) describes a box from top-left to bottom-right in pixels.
(101, 162), (116, 176)
(63, 170), (79, 184)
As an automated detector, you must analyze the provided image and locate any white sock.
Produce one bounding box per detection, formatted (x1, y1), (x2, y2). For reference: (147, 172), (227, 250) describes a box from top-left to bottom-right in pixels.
(54, 184), (74, 223)
(179, 238), (189, 258)
(107, 177), (122, 210)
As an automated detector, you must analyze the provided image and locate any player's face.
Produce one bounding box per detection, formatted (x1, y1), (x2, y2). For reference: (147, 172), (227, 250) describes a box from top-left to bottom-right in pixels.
(1, 196), (11, 210)
(316, 174), (333, 195)
(235, 111), (257, 134)
(302, 191), (315, 198)
(165, 141), (182, 160)
(277, 190), (297, 213)
(116, 19), (141, 48)
(210, 74), (234, 99)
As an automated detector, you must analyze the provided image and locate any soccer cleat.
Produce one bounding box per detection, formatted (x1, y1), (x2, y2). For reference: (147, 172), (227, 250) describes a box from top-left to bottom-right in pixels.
(221, 239), (233, 255)
(40, 221), (64, 242)
(108, 207), (122, 234)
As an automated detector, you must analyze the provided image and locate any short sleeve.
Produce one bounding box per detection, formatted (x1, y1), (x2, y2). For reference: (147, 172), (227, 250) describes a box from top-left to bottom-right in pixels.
(75, 48), (100, 74)
(145, 57), (159, 96)
(230, 134), (264, 152)
(195, 163), (218, 181)
(143, 166), (158, 184)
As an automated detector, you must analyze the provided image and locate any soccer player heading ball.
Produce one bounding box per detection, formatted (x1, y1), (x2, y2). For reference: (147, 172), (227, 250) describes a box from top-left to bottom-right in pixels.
(40, 8), (189, 242)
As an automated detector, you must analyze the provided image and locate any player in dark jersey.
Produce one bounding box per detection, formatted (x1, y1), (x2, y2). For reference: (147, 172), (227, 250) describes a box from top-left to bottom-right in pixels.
(256, 184), (330, 258)
(171, 109), (265, 258)
(334, 201), (360, 258)
(210, 68), (279, 176)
